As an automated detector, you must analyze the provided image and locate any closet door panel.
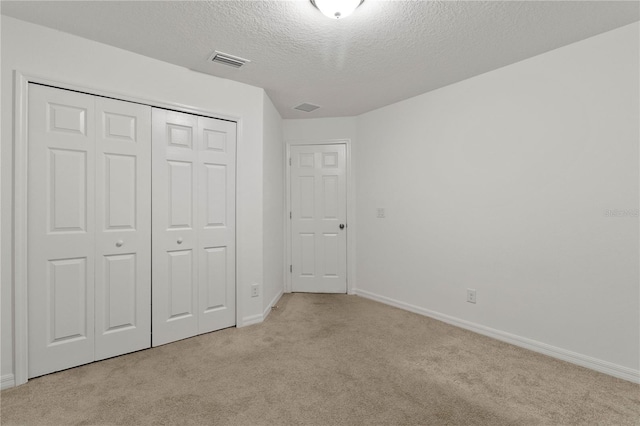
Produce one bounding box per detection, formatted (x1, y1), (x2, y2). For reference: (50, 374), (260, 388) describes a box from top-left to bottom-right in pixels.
(197, 117), (236, 333)
(152, 109), (199, 346)
(28, 84), (96, 378)
(95, 97), (151, 360)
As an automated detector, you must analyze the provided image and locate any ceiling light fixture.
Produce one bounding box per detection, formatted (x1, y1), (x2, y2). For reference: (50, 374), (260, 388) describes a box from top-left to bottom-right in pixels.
(310, 0), (364, 19)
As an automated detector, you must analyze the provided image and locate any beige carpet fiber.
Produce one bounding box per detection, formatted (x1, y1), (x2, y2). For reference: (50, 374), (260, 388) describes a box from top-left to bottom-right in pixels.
(1, 293), (639, 425)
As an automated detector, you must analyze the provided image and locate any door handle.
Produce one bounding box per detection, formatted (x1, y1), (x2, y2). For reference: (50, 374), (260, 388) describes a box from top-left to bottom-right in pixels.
(115, 240), (124, 247)
(177, 238), (183, 244)
(339, 224), (345, 229)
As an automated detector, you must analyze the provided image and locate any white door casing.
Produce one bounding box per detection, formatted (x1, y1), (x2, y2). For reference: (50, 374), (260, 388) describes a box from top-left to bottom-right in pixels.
(152, 109), (236, 346)
(27, 84), (152, 377)
(290, 144), (347, 293)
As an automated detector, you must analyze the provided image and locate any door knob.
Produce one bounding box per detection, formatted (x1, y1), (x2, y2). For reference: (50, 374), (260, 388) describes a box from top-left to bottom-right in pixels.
(177, 238), (183, 244)
(339, 224), (345, 229)
(115, 240), (124, 247)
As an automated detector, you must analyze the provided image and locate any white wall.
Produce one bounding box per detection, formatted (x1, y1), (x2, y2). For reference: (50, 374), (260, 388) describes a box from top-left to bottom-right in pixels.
(355, 22), (639, 379)
(262, 93), (284, 314)
(1, 16), (269, 384)
(283, 117), (357, 144)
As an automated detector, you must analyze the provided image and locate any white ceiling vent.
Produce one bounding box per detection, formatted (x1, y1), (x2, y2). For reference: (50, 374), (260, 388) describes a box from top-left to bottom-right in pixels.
(293, 103), (320, 113)
(209, 51), (250, 68)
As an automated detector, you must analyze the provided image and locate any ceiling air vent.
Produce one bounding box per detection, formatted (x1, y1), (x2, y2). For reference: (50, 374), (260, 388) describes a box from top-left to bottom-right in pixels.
(293, 103), (320, 113)
(209, 51), (250, 68)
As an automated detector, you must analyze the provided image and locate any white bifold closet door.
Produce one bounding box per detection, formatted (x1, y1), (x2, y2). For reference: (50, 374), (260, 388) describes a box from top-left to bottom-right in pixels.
(28, 84), (151, 378)
(152, 109), (236, 347)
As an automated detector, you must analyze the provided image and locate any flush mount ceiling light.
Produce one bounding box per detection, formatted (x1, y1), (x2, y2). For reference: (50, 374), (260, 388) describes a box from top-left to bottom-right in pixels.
(310, 0), (364, 19)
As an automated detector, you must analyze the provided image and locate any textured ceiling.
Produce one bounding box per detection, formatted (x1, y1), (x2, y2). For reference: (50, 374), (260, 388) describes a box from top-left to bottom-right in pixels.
(2, 1), (639, 118)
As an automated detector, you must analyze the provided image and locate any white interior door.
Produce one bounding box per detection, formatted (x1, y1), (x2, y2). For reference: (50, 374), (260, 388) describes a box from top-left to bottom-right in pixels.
(152, 109), (236, 346)
(28, 85), (97, 377)
(290, 144), (347, 293)
(152, 110), (198, 345)
(28, 84), (151, 378)
(197, 116), (236, 334)
(94, 97), (151, 361)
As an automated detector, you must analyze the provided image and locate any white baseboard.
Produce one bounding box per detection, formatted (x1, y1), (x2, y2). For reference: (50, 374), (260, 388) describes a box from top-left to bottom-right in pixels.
(1, 374), (15, 390)
(263, 289), (284, 321)
(240, 313), (263, 327)
(356, 289), (640, 384)
(240, 289), (285, 327)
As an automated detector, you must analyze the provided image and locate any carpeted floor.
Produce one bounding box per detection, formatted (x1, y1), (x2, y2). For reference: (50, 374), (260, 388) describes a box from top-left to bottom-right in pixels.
(1, 293), (639, 425)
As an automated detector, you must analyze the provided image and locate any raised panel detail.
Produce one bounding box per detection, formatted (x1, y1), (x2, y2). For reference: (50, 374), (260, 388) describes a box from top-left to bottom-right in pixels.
(322, 152), (338, 168)
(168, 250), (193, 320)
(204, 129), (226, 152)
(49, 149), (87, 233)
(205, 164), (226, 227)
(167, 124), (193, 148)
(105, 154), (136, 230)
(300, 177), (315, 219)
(204, 247), (227, 312)
(168, 161), (193, 229)
(103, 254), (136, 333)
(323, 234), (339, 277)
(300, 233), (315, 276)
(48, 103), (86, 135)
(323, 176), (338, 219)
(104, 112), (136, 142)
(299, 153), (314, 168)
(48, 258), (87, 345)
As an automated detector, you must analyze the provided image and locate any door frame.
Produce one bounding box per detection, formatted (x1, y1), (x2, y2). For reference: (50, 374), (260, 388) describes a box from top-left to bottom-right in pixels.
(284, 139), (356, 294)
(12, 71), (241, 387)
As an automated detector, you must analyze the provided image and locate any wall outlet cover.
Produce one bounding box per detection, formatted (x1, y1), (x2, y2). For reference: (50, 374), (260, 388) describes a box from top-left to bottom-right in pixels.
(467, 289), (476, 304)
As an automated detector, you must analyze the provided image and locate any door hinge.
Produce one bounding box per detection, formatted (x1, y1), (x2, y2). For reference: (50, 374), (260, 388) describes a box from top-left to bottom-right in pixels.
(290, 211), (292, 219)
(290, 265), (293, 273)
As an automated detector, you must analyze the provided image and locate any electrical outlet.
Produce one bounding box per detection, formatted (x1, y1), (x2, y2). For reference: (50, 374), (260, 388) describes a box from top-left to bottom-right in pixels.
(251, 284), (260, 298)
(377, 208), (386, 218)
(467, 289), (476, 304)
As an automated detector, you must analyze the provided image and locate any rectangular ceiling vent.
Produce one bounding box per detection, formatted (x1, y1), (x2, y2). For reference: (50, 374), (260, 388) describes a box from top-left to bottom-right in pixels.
(209, 51), (250, 68)
(293, 103), (320, 113)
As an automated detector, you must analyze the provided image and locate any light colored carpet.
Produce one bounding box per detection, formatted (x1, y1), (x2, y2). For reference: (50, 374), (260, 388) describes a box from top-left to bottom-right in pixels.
(1, 293), (638, 425)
